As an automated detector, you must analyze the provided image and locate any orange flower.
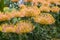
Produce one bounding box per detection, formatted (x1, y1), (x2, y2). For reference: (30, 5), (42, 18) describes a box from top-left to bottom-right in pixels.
(20, 9), (27, 17)
(19, 4), (27, 9)
(56, 0), (60, 5)
(50, 6), (60, 13)
(32, 0), (39, 5)
(32, 6), (40, 14)
(39, 5), (51, 12)
(42, 1), (50, 6)
(13, 11), (24, 17)
(11, 0), (19, 2)
(5, 13), (15, 20)
(49, 0), (60, 4)
(19, 5), (28, 17)
(34, 13), (55, 24)
(0, 12), (4, 21)
(2, 24), (16, 33)
(24, 0), (33, 2)
(0, 11), (15, 21)
(16, 20), (35, 34)
(34, 0), (50, 6)
(0, 14), (8, 21)
(25, 6), (40, 17)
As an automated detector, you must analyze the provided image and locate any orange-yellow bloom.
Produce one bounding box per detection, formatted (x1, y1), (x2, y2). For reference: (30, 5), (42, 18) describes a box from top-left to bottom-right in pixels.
(11, 0), (19, 2)
(19, 4), (27, 9)
(16, 20), (35, 34)
(25, 6), (40, 17)
(34, 13), (55, 24)
(49, 0), (60, 4)
(50, 6), (60, 13)
(40, 6), (51, 12)
(24, 0), (33, 2)
(2, 24), (16, 33)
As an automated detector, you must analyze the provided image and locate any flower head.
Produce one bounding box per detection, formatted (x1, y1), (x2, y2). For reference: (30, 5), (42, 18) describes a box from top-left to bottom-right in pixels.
(16, 20), (35, 34)
(11, 0), (19, 2)
(34, 13), (55, 24)
(25, 6), (40, 17)
(50, 6), (60, 13)
(2, 24), (16, 33)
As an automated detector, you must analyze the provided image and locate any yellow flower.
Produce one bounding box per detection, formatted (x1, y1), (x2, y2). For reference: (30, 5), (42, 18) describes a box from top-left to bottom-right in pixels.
(16, 20), (35, 34)
(34, 13), (55, 24)
(0, 26), (2, 31)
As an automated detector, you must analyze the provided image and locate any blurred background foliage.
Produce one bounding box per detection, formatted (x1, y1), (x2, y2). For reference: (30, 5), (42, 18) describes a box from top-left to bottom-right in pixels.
(0, 0), (60, 40)
(0, 0), (4, 11)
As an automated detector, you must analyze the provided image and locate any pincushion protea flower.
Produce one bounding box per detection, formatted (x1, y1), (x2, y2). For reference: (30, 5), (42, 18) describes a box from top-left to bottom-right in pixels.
(0, 20), (35, 34)
(32, 0), (50, 6)
(15, 11), (26, 17)
(11, 0), (19, 2)
(0, 11), (15, 21)
(32, 6), (40, 14)
(33, 13), (55, 24)
(25, 6), (40, 17)
(50, 6), (60, 13)
(24, 0), (33, 2)
(49, 0), (60, 4)
(39, 5), (51, 12)
(41, 1), (50, 6)
(2, 24), (16, 33)
(16, 20), (35, 34)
